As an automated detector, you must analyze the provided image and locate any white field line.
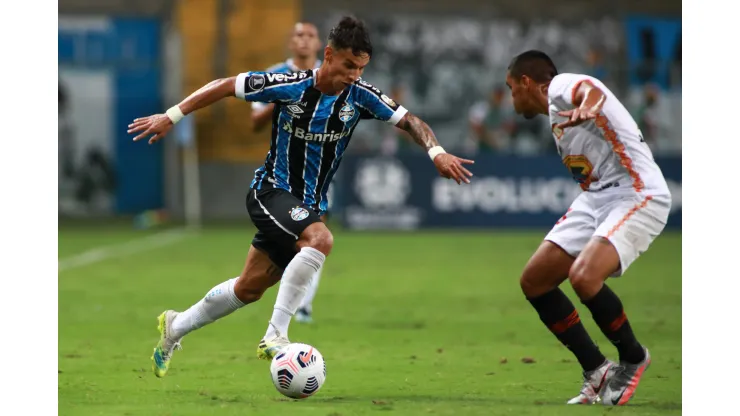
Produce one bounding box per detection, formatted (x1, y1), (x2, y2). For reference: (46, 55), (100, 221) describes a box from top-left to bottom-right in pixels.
(58, 227), (195, 272)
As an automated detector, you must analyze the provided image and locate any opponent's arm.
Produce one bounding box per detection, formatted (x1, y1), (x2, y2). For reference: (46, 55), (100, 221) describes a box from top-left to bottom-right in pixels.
(556, 80), (606, 129)
(573, 81), (606, 110)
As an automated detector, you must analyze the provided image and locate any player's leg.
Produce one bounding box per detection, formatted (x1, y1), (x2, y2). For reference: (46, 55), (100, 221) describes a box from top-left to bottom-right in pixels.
(568, 237), (648, 406)
(170, 247), (281, 334)
(260, 221), (330, 352)
(245, 188), (331, 359)
(522, 241), (606, 370)
(522, 242), (614, 404)
(296, 214), (328, 324)
(524, 196), (615, 404)
(569, 194), (671, 406)
(295, 267), (321, 323)
(151, 245), (282, 377)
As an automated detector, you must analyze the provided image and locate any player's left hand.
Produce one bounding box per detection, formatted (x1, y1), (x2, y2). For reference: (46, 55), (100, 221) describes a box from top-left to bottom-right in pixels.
(556, 107), (599, 129)
(128, 114), (174, 144)
(433, 153), (474, 184)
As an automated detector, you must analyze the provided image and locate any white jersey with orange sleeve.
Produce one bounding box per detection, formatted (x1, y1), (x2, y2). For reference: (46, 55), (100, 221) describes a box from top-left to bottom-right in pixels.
(543, 73), (672, 276)
(548, 73), (669, 195)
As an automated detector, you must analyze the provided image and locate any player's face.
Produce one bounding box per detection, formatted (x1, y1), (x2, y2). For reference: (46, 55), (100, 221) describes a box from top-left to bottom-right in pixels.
(290, 23), (321, 59)
(505, 72), (538, 120)
(324, 46), (370, 90)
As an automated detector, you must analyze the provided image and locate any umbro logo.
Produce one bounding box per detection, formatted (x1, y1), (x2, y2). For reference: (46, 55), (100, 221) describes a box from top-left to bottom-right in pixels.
(286, 104), (304, 116)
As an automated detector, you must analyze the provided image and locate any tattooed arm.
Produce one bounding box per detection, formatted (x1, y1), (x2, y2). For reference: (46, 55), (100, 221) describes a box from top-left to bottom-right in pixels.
(395, 112), (475, 184)
(352, 79), (475, 184)
(395, 112), (440, 151)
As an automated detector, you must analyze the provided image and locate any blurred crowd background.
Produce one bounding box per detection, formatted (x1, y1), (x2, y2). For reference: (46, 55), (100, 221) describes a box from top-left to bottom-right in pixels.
(58, 0), (681, 229)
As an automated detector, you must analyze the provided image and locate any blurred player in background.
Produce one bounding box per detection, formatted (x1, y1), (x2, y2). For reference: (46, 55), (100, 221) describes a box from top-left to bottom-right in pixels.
(505, 50), (671, 406)
(467, 86), (516, 153)
(251, 22), (324, 325)
(128, 16), (474, 378)
(251, 22), (322, 133)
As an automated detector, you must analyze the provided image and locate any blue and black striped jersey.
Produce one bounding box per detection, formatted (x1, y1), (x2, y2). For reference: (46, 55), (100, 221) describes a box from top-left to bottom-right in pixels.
(236, 69), (408, 214)
(251, 58), (321, 112)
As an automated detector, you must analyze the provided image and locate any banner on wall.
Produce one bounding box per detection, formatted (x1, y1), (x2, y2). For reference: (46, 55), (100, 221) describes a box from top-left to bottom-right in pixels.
(336, 154), (682, 230)
(624, 16), (681, 89)
(58, 16), (163, 215)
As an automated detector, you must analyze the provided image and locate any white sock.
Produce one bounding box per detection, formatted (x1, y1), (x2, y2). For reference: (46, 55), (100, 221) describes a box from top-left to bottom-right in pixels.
(298, 266), (323, 313)
(265, 247), (325, 339)
(171, 277), (245, 338)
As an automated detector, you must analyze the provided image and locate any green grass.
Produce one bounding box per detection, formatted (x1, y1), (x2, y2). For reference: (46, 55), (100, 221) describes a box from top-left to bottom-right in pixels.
(58, 226), (681, 415)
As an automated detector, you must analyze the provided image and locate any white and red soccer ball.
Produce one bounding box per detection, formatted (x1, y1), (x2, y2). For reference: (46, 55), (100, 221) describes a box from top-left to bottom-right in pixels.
(270, 343), (326, 399)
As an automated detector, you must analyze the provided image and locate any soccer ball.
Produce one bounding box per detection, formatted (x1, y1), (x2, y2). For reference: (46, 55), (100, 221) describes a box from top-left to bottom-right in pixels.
(270, 343), (326, 399)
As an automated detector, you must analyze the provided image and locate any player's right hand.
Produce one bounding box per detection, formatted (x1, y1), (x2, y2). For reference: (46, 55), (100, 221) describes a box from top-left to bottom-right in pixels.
(556, 107), (599, 129)
(128, 114), (174, 144)
(433, 153), (474, 184)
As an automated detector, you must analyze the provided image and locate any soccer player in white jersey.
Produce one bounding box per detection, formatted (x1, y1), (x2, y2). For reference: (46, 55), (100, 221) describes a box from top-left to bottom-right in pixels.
(504, 50), (671, 406)
(251, 22), (324, 325)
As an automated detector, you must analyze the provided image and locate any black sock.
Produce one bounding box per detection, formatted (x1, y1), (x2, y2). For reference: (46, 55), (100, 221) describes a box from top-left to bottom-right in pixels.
(528, 288), (606, 372)
(582, 285), (645, 364)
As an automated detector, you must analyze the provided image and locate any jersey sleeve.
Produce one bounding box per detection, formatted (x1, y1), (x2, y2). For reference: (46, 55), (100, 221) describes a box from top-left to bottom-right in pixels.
(235, 70), (313, 103)
(548, 74), (594, 108)
(353, 79), (408, 125)
(251, 63), (292, 110)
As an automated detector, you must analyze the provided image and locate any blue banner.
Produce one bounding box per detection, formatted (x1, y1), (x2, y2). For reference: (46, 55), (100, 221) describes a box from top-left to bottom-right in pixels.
(624, 16), (681, 89)
(336, 155), (681, 230)
(59, 16), (163, 215)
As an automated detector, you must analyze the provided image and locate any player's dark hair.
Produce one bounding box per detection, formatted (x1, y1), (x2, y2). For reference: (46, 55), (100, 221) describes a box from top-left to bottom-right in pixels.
(328, 16), (373, 57)
(508, 50), (558, 83)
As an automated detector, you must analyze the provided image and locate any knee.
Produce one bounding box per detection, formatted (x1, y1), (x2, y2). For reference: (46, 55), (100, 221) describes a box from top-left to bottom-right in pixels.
(519, 269), (536, 297)
(568, 260), (602, 300)
(298, 225), (334, 256)
(520, 266), (548, 298)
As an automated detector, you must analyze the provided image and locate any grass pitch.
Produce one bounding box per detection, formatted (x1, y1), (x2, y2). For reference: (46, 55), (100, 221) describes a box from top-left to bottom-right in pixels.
(59, 225), (681, 415)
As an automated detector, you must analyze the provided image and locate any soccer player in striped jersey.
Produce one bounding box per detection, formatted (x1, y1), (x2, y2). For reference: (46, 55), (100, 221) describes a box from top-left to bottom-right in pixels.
(251, 22), (324, 325)
(128, 16), (474, 378)
(505, 51), (671, 406)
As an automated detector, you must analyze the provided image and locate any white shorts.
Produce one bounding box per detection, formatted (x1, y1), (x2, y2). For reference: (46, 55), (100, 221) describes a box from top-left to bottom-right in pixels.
(545, 189), (671, 277)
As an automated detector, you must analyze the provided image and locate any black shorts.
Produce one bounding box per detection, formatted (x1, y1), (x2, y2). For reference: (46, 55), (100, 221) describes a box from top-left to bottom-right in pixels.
(246, 187), (323, 270)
